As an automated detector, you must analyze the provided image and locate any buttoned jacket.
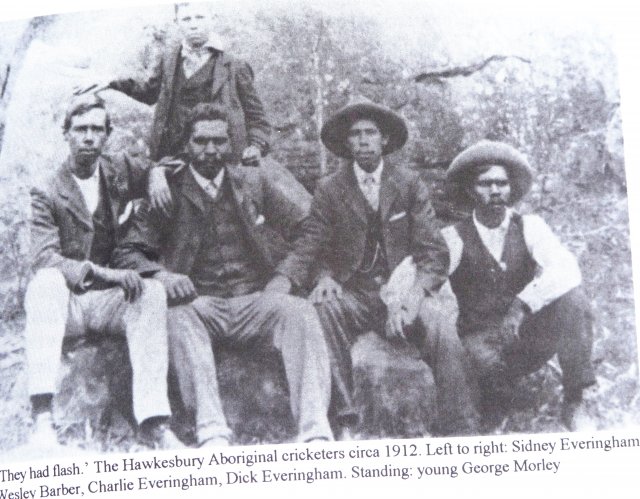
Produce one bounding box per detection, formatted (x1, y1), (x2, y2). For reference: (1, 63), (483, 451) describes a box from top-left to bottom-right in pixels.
(277, 162), (449, 295)
(29, 154), (149, 291)
(109, 41), (270, 161)
(112, 158), (311, 278)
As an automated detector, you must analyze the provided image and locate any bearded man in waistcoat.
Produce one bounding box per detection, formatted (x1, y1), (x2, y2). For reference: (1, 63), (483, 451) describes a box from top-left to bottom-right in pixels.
(442, 140), (597, 431)
(76, 2), (270, 166)
(271, 97), (480, 438)
(113, 103), (333, 446)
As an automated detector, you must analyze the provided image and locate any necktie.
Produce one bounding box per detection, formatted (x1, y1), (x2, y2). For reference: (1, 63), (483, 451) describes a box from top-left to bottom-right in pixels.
(204, 178), (220, 199)
(362, 175), (379, 211)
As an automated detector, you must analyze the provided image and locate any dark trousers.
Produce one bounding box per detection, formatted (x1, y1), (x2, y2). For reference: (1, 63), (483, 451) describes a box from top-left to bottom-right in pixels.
(315, 281), (479, 435)
(462, 287), (596, 399)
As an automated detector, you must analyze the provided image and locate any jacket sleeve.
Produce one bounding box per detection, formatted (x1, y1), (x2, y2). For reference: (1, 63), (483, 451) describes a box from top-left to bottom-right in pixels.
(235, 60), (271, 154)
(108, 57), (163, 106)
(410, 176), (449, 295)
(29, 187), (93, 292)
(275, 181), (334, 289)
(122, 153), (152, 200)
(111, 199), (167, 275)
(261, 159), (311, 240)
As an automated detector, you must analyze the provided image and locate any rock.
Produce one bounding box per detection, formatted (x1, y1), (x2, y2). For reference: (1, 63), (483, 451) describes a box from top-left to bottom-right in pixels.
(54, 338), (135, 448)
(352, 332), (436, 438)
(55, 331), (438, 446)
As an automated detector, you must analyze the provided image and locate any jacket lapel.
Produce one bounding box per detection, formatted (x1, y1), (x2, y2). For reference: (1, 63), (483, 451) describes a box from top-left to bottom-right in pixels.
(379, 162), (401, 223)
(227, 165), (261, 230)
(97, 156), (123, 226)
(56, 160), (93, 232)
(164, 42), (181, 108)
(336, 164), (369, 225)
(179, 167), (207, 214)
(210, 52), (231, 100)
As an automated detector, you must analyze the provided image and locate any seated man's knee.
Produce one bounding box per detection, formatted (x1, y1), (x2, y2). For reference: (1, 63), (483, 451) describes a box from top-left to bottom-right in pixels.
(417, 294), (458, 341)
(139, 278), (167, 305)
(25, 268), (67, 309)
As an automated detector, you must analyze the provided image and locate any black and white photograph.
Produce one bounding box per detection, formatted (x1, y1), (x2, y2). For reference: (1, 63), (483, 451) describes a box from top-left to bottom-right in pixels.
(0, 0), (639, 495)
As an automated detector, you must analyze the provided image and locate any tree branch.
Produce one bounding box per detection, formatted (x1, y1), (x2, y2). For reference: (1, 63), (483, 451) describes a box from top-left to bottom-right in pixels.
(414, 55), (531, 83)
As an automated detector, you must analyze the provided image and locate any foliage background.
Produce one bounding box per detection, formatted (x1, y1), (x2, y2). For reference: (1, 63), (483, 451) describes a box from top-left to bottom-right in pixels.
(0, 1), (636, 450)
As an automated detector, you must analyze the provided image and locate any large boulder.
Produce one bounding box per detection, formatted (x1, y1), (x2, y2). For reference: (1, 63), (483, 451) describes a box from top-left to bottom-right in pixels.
(352, 332), (436, 438)
(54, 331), (437, 446)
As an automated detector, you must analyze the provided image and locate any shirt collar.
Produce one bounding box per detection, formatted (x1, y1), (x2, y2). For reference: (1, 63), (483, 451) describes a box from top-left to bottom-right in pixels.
(181, 32), (225, 54)
(189, 164), (225, 191)
(353, 159), (384, 186)
(472, 207), (513, 233)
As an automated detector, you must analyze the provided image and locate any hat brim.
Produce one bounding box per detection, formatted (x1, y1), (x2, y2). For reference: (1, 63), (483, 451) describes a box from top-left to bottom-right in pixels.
(446, 141), (534, 204)
(321, 103), (408, 159)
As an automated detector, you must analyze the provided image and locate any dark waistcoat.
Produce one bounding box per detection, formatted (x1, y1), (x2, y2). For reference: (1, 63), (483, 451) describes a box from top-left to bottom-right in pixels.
(348, 204), (389, 290)
(190, 178), (266, 297)
(449, 214), (536, 336)
(165, 55), (217, 156)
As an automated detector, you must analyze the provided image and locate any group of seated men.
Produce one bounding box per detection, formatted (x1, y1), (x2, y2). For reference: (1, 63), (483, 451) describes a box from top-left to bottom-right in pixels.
(23, 2), (596, 450)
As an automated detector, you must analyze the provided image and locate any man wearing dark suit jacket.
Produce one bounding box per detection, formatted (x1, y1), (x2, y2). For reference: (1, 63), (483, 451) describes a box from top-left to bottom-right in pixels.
(25, 94), (180, 450)
(113, 103), (332, 446)
(272, 98), (479, 436)
(76, 3), (270, 165)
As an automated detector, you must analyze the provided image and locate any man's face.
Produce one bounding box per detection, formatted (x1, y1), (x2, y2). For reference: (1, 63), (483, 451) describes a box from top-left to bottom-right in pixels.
(187, 119), (230, 179)
(471, 165), (511, 211)
(176, 3), (211, 47)
(346, 119), (388, 173)
(64, 107), (109, 177)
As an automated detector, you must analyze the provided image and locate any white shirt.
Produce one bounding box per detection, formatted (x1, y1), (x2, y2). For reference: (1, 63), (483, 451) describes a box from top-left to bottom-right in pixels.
(441, 208), (582, 313)
(72, 167), (100, 214)
(190, 165), (225, 199)
(181, 33), (225, 79)
(353, 160), (383, 211)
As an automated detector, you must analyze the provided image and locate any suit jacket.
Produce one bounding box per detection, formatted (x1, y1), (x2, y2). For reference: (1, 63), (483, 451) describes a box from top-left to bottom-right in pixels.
(29, 154), (150, 292)
(277, 162), (449, 295)
(109, 41), (270, 161)
(112, 158), (311, 280)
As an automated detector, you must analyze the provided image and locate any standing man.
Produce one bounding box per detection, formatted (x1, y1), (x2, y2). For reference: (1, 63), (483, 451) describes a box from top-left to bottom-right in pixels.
(113, 103), (333, 446)
(76, 2), (270, 165)
(25, 94), (180, 449)
(442, 140), (597, 430)
(272, 97), (480, 437)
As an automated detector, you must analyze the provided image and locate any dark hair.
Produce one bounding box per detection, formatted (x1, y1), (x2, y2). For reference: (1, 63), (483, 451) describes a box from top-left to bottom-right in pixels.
(63, 94), (112, 135)
(182, 103), (229, 144)
(174, 2), (189, 16)
(174, 2), (212, 17)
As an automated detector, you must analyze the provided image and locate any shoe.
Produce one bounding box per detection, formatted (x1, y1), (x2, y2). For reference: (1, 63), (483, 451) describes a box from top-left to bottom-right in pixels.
(139, 420), (185, 450)
(30, 411), (59, 448)
(199, 436), (230, 448)
(561, 386), (599, 432)
(336, 425), (359, 441)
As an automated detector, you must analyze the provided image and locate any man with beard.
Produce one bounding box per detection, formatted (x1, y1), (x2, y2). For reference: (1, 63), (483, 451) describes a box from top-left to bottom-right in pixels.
(75, 2), (270, 166)
(442, 140), (597, 430)
(25, 94), (180, 449)
(113, 103), (333, 446)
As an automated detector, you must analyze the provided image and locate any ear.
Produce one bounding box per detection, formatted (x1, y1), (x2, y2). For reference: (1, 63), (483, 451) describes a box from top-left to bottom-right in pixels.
(381, 134), (389, 148)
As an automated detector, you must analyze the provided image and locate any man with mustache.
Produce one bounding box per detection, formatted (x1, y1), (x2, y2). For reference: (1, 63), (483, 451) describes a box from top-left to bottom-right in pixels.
(113, 103), (333, 446)
(272, 97), (480, 438)
(443, 140), (597, 430)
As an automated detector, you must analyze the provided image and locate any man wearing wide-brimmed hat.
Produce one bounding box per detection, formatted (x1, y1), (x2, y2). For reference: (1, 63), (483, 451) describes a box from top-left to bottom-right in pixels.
(271, 97), (480, 437)
(443, 140), (597, 431)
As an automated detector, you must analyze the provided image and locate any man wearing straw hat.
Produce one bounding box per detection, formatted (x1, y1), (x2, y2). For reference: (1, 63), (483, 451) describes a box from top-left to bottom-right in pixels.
(443, 140), (597, 430)
(270, 97), (480, 437)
